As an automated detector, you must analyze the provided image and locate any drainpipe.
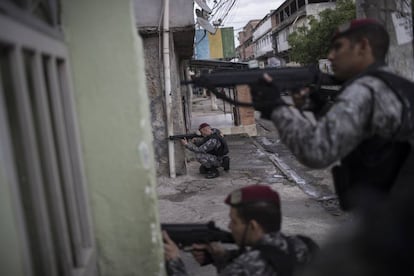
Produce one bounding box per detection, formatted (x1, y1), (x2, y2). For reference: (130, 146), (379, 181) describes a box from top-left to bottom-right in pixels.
(163, 0), (176, 178)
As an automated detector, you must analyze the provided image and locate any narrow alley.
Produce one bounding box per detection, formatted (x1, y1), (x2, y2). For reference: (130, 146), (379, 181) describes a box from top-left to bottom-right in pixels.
(157, 95), (351, 275)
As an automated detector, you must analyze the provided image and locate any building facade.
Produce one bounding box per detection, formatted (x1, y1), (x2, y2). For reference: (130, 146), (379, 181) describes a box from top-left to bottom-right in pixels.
(271, 0), (337, 64)
(236, 19), (260, 61)
(252, 13), (275, 67)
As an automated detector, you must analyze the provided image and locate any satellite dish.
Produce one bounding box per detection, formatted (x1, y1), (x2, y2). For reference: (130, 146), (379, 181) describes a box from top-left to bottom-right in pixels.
(194, 0), (212, 14)
(213, 19), (222, 27)
(197, 17), (216, 34)
(195, 8), (209, 20)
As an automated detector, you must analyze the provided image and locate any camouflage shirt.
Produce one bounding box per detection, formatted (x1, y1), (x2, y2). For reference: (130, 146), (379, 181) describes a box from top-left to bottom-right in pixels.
(185, 128), (223, 154)
(271, 66), (405, 169)
(166, 232), (316, 276)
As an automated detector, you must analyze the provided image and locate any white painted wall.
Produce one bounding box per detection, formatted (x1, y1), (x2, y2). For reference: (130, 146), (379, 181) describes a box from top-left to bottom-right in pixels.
(253, 16), (272, 58)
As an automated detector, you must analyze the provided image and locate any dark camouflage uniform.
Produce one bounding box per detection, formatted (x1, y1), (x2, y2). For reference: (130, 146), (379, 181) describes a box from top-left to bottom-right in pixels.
(270, 66), (409, 169)
(185, 128), (224, 169)
(166, 232), (315, 276)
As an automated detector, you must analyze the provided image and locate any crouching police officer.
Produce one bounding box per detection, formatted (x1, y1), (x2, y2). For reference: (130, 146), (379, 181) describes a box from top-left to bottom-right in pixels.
(163, 185), (318, 276)
(181, 123), (230, 179)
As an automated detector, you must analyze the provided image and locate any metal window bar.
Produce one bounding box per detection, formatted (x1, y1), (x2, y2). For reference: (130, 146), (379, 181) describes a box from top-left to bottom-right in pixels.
(57, 59), (94, 249)
(30, 50), (73, 275)
(10, 43), (59, 276)
(45, 54), (84, 267)
(0, 46), (34, 276)
(0, 12), (95, 276)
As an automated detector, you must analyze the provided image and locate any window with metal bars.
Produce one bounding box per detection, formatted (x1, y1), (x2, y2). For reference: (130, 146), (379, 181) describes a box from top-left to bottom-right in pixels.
(0, 6), (96, 276)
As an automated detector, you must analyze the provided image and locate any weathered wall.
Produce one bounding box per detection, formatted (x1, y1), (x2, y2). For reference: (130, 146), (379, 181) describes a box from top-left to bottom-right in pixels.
(142, 33), (187, 176)
(135, 0), (194, 177)
(356, 0), (414, 80)
(62, 0), (164, 275)
(134, 0), (194, 28)
(143, 36), (169, 175)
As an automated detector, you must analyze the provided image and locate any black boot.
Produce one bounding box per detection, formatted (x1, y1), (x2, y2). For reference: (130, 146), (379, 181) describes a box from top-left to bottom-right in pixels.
(199, 165), (208, 174)
(206, 167), (219, 179)
(222, 156), (230, 171)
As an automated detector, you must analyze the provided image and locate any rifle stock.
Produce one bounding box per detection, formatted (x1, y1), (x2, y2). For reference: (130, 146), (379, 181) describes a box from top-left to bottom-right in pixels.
(161, 221), (234, 247)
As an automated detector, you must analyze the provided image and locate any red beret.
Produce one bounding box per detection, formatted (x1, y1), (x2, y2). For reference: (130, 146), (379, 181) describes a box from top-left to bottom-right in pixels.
(332, 18), (383, 41)
(198, 123), (210, 131)
(224, 185), (280, 207)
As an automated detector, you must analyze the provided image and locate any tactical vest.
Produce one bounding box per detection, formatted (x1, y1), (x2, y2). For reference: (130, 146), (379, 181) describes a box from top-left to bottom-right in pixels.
(332, 70), (414, 211)
(200, 132), (229, 156)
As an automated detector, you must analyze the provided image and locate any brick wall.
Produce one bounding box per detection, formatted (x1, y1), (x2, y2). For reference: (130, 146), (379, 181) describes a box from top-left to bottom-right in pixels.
(236, 85), (255, 126)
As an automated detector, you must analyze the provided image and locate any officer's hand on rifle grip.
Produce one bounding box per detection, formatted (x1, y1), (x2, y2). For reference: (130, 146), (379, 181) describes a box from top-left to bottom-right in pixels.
(192, 244), (213, 266)
(180, 138), (188, 146)
(162, 230), (181, 261)
(250, 73), (286, 120)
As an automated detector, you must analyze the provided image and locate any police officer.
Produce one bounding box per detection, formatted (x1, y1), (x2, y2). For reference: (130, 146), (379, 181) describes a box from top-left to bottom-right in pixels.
(163, 185), (318, 276)
(181, 123), (230, 179)
(250, 18), (414, 212)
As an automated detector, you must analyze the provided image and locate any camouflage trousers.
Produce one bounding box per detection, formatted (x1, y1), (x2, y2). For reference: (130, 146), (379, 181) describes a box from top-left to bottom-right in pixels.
(196, 153), (222, 169)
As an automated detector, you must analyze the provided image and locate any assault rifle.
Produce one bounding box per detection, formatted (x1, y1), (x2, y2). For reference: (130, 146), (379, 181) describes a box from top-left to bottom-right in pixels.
(183, 65), (342, 107)
(161, 221), (234, 248)
(169, 133), (203, 140)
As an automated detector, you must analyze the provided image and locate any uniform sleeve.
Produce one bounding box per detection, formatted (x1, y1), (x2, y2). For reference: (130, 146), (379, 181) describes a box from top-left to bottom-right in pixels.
(166, 258), (190, 276)
(185, 137), (220, 153)
(270, 81), (376, 168)
(217, 250), (267, 276)
(212, 249), (240, 272)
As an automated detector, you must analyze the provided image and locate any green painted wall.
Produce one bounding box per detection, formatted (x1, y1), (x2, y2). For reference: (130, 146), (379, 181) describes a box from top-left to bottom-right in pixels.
(221, 27), (235, 59)
(62, 0), (164, 275)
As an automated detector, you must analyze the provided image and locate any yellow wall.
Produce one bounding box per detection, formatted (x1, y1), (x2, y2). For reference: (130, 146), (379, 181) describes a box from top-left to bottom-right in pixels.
(208, 28), (224, 58)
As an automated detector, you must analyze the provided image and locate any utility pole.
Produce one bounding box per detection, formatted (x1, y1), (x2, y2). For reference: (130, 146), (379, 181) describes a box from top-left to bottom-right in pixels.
(356, 0), (414, 80)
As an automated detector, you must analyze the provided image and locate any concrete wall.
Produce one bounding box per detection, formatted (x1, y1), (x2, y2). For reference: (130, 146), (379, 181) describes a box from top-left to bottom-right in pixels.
(141, 33), (187, 176)
(356, 0), (414, 80)
(305, 2), (336, 18)
(277, 26), (291, 52)
(134, 0), (194, 28)
(62, 0), (164, 275)
(255, 33), (273, 58)
(136, 0), (194, 177)
(253, 17), (272, 41)
(253, 16), (273, 59)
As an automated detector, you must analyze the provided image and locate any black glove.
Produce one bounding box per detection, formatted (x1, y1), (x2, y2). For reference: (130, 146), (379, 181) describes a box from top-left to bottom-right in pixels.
(250, 74), (286, 119)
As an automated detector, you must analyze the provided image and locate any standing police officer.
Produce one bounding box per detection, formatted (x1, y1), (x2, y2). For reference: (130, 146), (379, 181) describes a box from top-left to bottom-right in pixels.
(251, 18), (414, 212)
